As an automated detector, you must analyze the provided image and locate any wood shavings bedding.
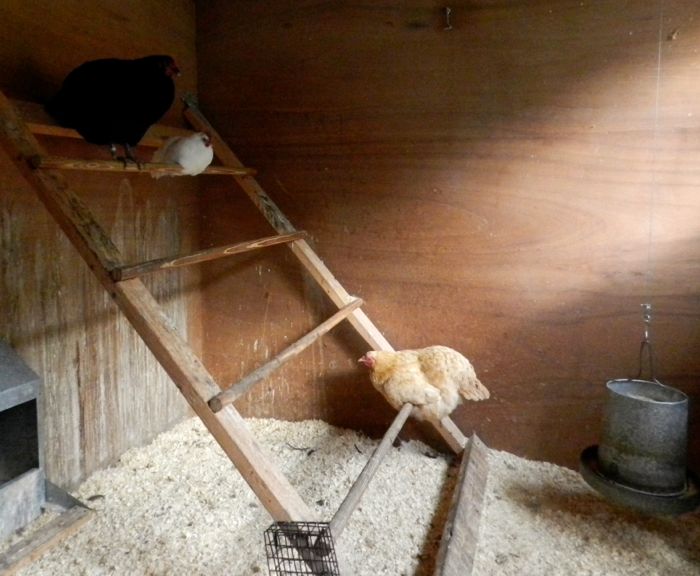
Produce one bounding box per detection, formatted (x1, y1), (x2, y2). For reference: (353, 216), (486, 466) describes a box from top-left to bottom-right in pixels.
(473, 450), (700, 575)
(8, 417), (700, 575)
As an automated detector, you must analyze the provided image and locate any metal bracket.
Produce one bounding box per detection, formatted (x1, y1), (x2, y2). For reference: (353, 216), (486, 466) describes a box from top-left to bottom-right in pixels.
(444, 6), (453, 31)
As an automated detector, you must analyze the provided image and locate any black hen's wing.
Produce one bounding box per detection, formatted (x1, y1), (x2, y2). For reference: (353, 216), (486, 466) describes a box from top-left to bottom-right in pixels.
(45, 56), (175, 147)
(121, 57), (175, 146)
(45, 58), (129, 144)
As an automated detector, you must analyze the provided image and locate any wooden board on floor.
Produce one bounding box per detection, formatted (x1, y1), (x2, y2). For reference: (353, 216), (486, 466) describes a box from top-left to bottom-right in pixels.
(0, 505), (93, 575)
(434, 434), (490, 576)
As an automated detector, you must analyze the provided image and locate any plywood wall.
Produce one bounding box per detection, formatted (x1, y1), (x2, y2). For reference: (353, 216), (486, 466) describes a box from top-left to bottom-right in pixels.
(197, 1), (700, 468)
(0, 0), (200, 488)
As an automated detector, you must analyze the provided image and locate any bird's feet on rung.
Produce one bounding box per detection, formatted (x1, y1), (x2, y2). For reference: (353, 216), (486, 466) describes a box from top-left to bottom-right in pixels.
(110, 143), (144, 169)
(123, 144), (144, 169)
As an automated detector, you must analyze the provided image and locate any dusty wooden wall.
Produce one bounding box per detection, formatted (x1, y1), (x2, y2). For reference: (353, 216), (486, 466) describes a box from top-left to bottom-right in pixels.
(197, 1), (700, 468)
(0, 0), (200, 488)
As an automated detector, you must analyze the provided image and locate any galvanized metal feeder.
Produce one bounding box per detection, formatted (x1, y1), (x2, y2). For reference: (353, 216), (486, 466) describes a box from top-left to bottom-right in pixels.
(580, 305), (700, 515)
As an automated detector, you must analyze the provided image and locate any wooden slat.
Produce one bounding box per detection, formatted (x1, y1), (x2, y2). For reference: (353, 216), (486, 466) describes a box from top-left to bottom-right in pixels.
(35, 155), (256, 177)
(13, 99), (195, 148)
(329, 402), (414, 538)
(0, 89), (313, 523)
(113, 231), (306, 281)
(183, 97), (467, 454)
(434, 434), (490, 576)
(436, 416), (469, 454)
(209, 298), (364, 412)
(0, 505), (94, 576)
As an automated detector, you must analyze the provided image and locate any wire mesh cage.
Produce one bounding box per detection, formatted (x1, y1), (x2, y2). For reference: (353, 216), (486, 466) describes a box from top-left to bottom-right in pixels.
(264, 521), (340, 576)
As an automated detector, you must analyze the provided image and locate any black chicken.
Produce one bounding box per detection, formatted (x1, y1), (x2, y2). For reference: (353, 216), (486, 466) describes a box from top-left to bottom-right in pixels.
(45, 55), (179, 163)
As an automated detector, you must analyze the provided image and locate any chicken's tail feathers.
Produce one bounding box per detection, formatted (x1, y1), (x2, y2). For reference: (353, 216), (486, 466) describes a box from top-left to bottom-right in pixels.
(150, 137), (180, 178)
(152, 137), (177, 162)
(459, 375), (491, 401)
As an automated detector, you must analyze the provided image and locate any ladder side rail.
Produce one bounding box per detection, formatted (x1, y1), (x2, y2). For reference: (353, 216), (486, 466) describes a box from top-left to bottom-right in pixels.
(183, 99), (467, 453)
(0, 90), (313, 522)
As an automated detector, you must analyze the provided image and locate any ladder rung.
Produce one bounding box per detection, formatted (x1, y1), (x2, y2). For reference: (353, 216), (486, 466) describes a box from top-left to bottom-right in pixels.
(184, 100), (467, 455)
(33, 155), (256, 177)
(209, 298), (364, 412)
(329, 402), (414, 538)
(111, 232), (307, 281)
(14, 98), (195, 148)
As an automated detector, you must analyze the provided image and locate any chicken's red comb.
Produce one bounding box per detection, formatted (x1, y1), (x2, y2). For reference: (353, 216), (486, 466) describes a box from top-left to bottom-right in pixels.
(166, 60), (180, 77)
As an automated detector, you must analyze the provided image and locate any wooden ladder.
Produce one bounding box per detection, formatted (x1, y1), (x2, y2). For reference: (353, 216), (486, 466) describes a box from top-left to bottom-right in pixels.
(0, 90), (467, 536)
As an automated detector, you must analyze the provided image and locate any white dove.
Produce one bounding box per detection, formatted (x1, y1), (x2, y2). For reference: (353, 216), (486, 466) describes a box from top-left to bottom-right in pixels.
(151, 132), (213, 178)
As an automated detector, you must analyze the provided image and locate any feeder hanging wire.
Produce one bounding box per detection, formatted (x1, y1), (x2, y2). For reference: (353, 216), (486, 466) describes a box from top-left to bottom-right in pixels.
(636, 303), (658, 383)
(635, 1), (666, 384)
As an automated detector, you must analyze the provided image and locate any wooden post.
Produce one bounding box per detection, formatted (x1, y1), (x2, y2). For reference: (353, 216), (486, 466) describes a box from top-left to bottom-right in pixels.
(329, 402), (414, 538)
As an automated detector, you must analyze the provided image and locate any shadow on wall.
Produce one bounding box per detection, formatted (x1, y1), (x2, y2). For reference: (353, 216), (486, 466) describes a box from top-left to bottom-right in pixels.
(192, 1), (700, 468)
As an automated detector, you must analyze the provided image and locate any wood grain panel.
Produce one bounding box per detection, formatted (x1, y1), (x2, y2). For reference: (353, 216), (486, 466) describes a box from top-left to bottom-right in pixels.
(197, 1), (700, 468)
(0, 1), (199, 488)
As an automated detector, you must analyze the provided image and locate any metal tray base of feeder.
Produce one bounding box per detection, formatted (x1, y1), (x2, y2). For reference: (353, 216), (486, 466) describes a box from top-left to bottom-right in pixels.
(580, 445), (700, 516)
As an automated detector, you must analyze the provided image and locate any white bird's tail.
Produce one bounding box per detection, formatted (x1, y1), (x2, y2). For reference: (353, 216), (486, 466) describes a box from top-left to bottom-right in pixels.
(150, 137), (178, 179)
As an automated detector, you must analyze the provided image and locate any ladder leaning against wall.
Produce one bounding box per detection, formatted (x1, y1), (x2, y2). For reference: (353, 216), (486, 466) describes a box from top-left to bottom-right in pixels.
(0, 90), (478, 569)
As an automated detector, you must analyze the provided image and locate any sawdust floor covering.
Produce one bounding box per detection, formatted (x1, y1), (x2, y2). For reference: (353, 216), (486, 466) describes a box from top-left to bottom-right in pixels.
(5, 417), (700, 575)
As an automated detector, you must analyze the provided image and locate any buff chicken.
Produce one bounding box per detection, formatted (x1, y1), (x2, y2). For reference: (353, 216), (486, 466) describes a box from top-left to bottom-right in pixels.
(358, 345), (489, 421)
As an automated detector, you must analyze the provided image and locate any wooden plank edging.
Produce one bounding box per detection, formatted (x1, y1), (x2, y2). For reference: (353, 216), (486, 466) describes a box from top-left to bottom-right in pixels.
(434, 434), (490, 576)
(0, 506), (93, 576)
